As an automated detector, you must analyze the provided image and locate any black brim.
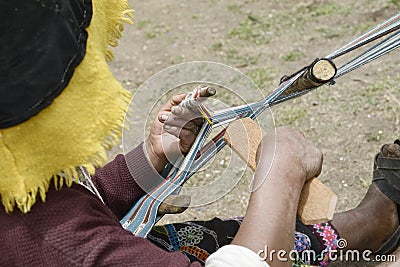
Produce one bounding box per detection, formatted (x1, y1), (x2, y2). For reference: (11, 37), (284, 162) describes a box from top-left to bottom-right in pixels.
(0, 0), (93, 128)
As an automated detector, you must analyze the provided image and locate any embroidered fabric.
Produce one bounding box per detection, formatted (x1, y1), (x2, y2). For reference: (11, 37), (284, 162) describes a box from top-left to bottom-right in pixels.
(147, 218), (340, 267)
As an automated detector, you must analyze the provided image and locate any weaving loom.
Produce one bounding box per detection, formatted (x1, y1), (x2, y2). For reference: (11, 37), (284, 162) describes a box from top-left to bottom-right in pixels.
(121, 12), (400, 237)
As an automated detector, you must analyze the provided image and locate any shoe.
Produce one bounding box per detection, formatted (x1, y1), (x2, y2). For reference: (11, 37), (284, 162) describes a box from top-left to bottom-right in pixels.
(372, 140), (400, 255)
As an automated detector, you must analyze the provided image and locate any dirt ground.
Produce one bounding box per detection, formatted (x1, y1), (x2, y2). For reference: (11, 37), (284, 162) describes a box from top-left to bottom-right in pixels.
(110, 0), (400, 266)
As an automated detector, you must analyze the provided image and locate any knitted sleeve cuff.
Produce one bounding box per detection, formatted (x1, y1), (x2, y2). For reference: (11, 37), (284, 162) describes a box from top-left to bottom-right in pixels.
(91, 142), (164, 219)
(124, 143), (166, 194)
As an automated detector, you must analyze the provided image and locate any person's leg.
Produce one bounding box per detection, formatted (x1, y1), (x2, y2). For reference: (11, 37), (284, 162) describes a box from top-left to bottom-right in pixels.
(148, 141), (400, 266)
(331, 142), (400, 252)
(331, 184), (398, 252)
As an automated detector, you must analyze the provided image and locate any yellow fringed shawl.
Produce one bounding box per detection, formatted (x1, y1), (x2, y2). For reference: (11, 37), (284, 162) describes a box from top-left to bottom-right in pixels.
(0, 0), (133, 213)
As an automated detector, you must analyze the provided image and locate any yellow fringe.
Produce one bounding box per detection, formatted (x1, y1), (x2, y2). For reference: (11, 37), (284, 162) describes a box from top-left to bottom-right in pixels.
(105, 1), (134, 61)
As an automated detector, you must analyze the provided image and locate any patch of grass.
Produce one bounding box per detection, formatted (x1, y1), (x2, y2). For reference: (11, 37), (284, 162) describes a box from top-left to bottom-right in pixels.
(227, 3), (243, 12)
(388, 0), (400, 7)
(352, 21), (377, 35)
(145, 32), (157, 39)
(229, 15), (271, 45)
(271, 11), (311, 33)
(229, 7), (314, 42)
(311, 4), (349, 17)
(275, 106), (308, 126)
(282, 49), (306, 62)
(267, 3), (347, 31)
(225, 48), (240, 61)
(224, 48), (259, 66)
(361, 76), (400, 112)
(145, 23), (170, 39)
(228, 3), (348, 42)
(365, 130), (384, 142)
(136, 20), (150, 30)
(247, 66), (277, 88)
(211, 42), (223, 51)
(362, 79), (392, 97)
(214, 89), (244, 106)
(315, 26), (345, 39)
(169, 55), (186, 65)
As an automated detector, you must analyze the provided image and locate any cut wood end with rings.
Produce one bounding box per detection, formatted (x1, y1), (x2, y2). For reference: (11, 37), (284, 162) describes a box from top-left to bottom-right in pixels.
(312, 59), (337, 82)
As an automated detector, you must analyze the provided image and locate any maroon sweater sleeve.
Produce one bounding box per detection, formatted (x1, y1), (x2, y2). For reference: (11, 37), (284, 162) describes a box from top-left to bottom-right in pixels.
(0, 144), (203, 266)
(92, 143), (160, 219)
(0, 180), (201, 267)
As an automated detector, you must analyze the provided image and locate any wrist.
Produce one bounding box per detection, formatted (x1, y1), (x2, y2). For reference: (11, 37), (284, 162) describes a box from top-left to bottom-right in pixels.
(145, 139), (168, 173)
(275, 154), (306, 186)
(255, 152), (306, 189)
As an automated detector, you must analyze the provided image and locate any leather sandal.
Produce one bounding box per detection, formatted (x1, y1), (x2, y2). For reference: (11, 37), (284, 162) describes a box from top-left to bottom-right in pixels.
(372, 140), (400, 255)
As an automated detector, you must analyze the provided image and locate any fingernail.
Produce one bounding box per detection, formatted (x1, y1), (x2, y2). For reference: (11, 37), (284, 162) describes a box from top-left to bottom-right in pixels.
(164, 125), (174, 131)
(172, 106), (182, 114)
(160, 114), (169, 121)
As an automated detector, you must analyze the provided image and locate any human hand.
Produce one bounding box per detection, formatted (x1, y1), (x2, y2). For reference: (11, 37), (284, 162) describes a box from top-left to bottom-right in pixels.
(232, 127), (323, 260)
(145, 87), (214, 172)
(255, 127), (323, 184)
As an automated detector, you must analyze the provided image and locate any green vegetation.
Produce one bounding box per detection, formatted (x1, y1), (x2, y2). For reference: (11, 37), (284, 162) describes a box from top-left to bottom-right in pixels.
(282, 49), (306, 62)
(227, 3), (243, 12)
(144, 23), (169, 39)
(135, 20), (170, 39)
(229, 15), (271, 45)
(361, 76), (400, 106)
(388, 0), (400, 7)
(169, 55), (185, 65)
(365, 130), (385, 142)
(247, 66), (277, 88)
(311, 4), (349, 17)
(362, 78), (396, 98)
(225, 48), (241, 62)
(136, 20), (150, 30)
(224, 48), (258, 66)
(352, 21), (377, 35)
(229, 3), (349, 45)
(315, 26), (346, 39)
(211, 42), (223, 51)
(275, 106), (308, 126)
(360, 76), (400, 140)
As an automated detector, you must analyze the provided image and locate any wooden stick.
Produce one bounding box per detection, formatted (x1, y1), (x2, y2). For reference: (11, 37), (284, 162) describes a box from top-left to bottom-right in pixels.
(199, 86), (216, 97)
(224, 118), (337, 225)
(281, 58), (337, 98)
(157, 194), (191, 216)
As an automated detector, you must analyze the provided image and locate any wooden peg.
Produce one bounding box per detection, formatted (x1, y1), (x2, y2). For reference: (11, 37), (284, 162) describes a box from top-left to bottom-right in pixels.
(224, 118), (337, 225)
(157, 194), (191, 216)
(281, 58), (337, 98)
